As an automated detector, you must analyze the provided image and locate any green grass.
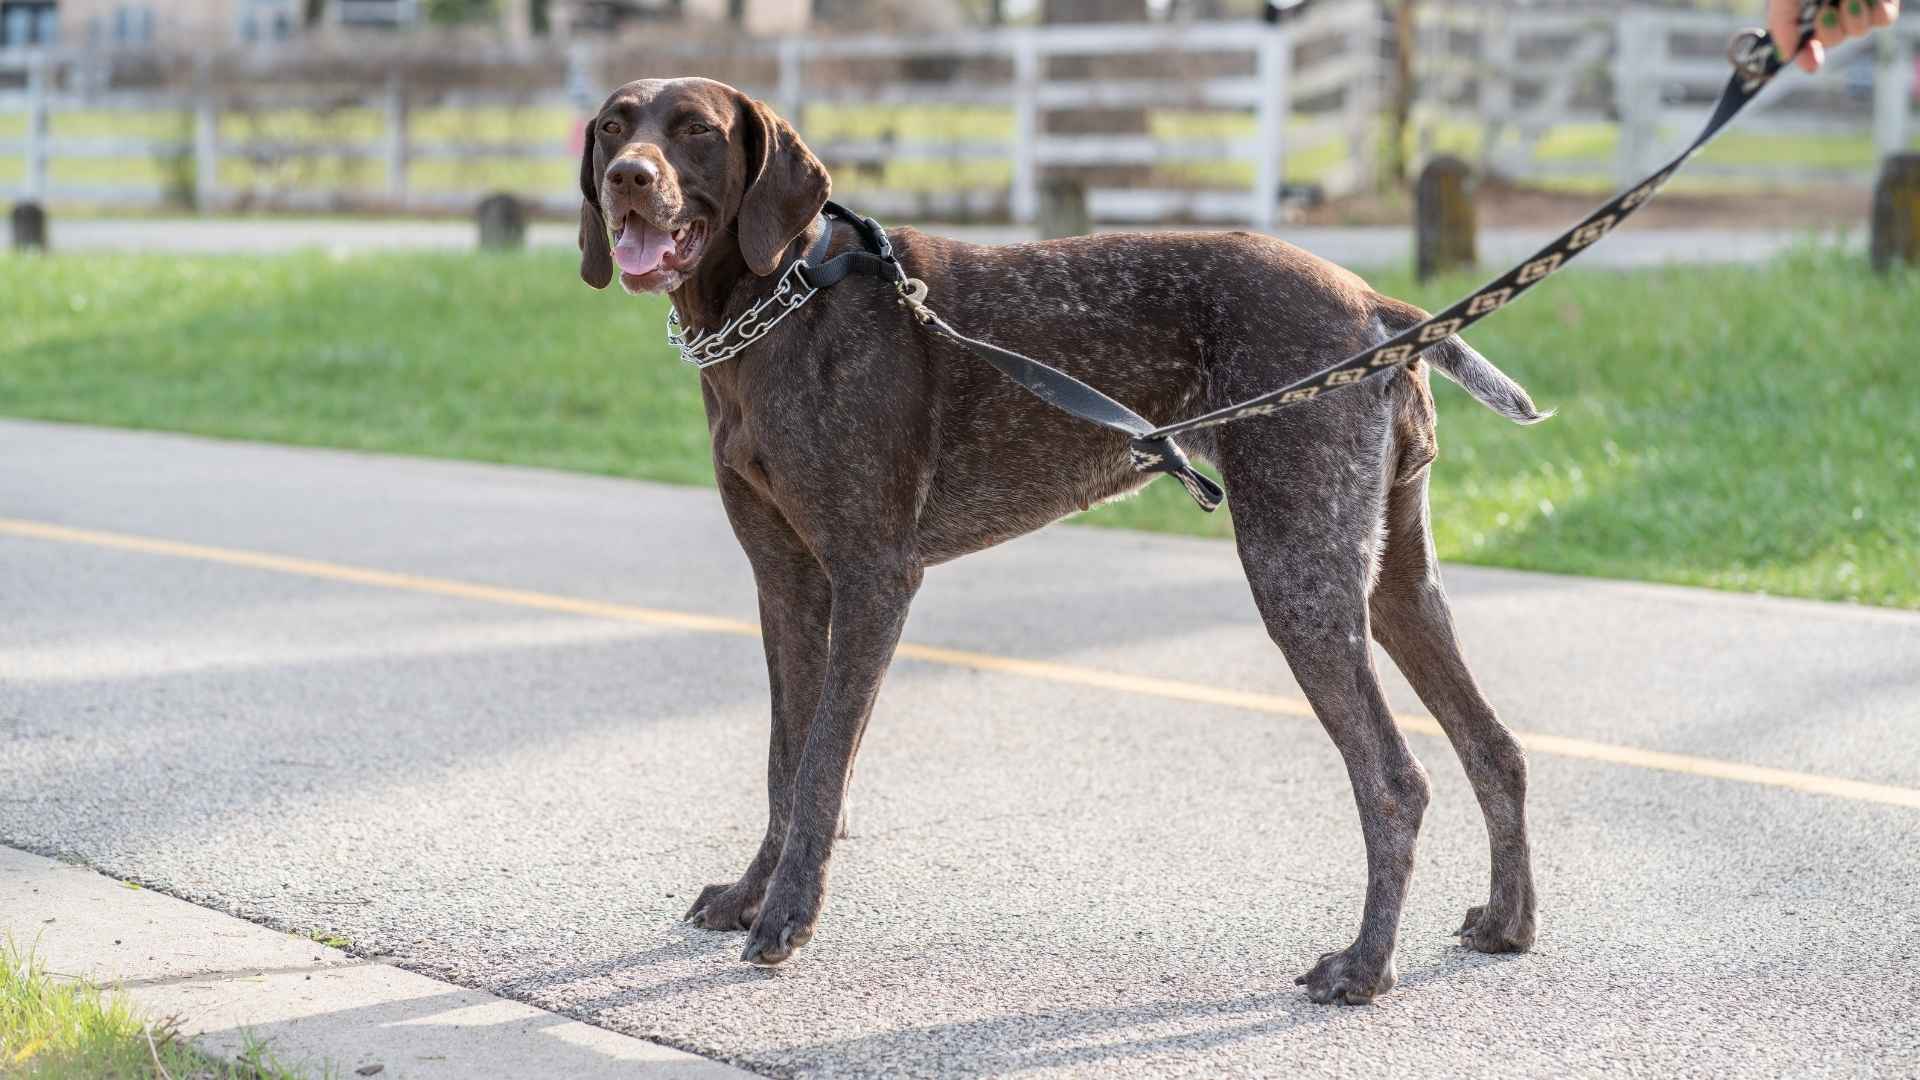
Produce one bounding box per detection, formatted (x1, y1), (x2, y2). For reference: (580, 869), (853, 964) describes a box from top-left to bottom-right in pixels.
(1, 248), (1914, 608)
(1, 939), (318, 1078)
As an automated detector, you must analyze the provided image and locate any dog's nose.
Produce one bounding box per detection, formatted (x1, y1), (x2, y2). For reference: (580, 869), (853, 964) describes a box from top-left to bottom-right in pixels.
(606, 156), (658, 190)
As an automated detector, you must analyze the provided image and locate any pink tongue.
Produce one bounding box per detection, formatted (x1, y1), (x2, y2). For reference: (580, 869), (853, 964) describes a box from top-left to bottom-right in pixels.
(613, 221), (675, 276)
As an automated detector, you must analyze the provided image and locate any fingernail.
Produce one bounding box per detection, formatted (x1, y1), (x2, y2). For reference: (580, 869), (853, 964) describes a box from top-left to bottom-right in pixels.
(1849, 0), (1862, 13)
(1822, 9), (1839, 26)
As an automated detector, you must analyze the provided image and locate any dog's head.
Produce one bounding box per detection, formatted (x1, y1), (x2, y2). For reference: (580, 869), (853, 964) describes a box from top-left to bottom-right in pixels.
(577, 78), (830, 295)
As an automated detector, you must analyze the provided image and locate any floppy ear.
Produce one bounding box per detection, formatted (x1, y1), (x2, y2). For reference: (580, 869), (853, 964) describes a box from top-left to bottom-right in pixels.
(737, 97), (830, 277)
(578, 120), (613, 290)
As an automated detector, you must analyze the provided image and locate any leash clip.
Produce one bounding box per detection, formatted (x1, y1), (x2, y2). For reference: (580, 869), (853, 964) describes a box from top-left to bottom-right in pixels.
(897, 277), (933, 324)
(1727, 28), (1777, 87)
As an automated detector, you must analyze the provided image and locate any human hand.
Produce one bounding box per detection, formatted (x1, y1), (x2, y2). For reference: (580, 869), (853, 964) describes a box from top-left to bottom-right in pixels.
(1770, 0), (1901, 73)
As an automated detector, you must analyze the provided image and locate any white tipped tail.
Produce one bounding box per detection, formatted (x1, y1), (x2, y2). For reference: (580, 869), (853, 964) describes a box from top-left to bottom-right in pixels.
(1374, 297), (1550, 425)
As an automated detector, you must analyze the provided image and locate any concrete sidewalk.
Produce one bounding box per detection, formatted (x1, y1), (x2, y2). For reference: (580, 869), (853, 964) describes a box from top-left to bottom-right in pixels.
(2, 845), (747, 1078)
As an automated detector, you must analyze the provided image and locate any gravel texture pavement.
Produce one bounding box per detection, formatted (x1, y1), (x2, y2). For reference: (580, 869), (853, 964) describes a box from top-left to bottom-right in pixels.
(2, 419), (1916, 1078)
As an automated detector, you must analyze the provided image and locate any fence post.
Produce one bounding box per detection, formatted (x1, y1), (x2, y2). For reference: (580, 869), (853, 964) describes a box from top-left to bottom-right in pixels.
(384, 73), (409, 208)
(1870, 153), (1920, 273)
(1252, 24), (1290, 232)
(776, 38), (803, 125)
(1010, 31), (1039, 227)
(1872, 30), (1914, 160)
(1613, 12), (1663, 188)
(476, 192), (528, 250)
(193, 62), (218, 213)
(1479, 11), (1513, 177)
(1415, 154), (1475, 280)
(23, 51), (48, 201)
(11, 201), (48, 251)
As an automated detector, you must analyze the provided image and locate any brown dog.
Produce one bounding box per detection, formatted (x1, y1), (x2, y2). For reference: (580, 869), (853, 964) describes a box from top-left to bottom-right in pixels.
(577, 77), (1541, 1005)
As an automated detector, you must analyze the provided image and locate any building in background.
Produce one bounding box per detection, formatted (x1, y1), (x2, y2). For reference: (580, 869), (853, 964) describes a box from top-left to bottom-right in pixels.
(0, 0), (304, 47)
(0, 0), (816, 49)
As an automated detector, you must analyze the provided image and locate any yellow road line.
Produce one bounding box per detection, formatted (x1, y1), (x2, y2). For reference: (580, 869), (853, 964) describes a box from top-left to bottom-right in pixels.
(4, 516), (1917, 812)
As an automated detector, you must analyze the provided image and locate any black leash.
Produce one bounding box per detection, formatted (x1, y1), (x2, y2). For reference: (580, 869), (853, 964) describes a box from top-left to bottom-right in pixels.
(800, 10), (1821, 513)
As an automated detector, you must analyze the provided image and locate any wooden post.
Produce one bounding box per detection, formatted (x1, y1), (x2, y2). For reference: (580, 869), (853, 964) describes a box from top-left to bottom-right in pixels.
(384, 74), (409, 208)
(476, 193), (528, 250)
(1415, 154), (1475, 280)
(1251, 24), (1289, 232)
(1037, 176), (1088, 239)
(23, 52), (48, 201)
(10, 202), (48, 251)
(1870, 154), (1920, 274)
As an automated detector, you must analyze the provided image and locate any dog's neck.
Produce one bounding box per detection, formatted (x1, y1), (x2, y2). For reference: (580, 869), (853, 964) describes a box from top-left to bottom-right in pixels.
(668, 218), (827, 336)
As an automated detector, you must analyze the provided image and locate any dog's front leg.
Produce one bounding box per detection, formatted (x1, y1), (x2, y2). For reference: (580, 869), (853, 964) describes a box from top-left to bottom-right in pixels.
(686, 471), (832, 932)
(741, 557), (922, 966)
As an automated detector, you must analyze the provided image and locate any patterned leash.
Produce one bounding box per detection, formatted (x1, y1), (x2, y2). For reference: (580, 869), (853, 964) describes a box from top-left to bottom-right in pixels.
(889, 5), (1826, 512)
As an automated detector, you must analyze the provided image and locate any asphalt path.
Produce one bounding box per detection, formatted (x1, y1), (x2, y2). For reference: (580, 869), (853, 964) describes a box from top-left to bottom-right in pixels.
(2, 419), (1916, 1078)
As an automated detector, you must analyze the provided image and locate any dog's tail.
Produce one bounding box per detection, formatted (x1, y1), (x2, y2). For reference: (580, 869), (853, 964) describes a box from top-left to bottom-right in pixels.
(1372, 295), (1551, 425)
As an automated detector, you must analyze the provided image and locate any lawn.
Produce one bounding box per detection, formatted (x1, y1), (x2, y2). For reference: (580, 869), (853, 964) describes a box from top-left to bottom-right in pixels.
(1, 247), (1915, 608)
(1, 940), (314, 1078)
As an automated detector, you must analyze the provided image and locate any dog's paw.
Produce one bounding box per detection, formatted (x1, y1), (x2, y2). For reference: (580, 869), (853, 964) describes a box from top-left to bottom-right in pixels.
(683, 882), (762, 931)
(1295, 946), (1396, 1006)
(740, 890), (817, 967)
(1455, 901), (1536, 954)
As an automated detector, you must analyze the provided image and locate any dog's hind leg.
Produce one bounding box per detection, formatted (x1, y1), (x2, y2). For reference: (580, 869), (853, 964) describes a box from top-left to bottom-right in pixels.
(684, 470), (833, 933)
(1369, 462), (1536, 954)
(1217, 392), (1430, 1006)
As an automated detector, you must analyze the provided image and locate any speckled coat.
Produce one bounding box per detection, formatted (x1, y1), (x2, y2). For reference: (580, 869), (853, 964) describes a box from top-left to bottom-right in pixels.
(577, 77), (1542, 1005)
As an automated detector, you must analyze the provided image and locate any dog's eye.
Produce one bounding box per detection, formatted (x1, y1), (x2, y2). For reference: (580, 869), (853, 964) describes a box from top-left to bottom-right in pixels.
(600, 120), (622, 136)
(685, 122), (713, 136)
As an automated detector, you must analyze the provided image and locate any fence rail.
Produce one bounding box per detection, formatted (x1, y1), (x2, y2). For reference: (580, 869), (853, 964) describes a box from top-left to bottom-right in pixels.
(1418, 4), (1919, 189)
(3, 5), (1916, 226)
(0, 8), (1383, 227)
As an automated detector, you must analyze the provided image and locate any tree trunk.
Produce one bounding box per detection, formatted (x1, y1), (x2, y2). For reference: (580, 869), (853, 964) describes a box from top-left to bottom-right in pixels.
(1383, 0), (1418, 189)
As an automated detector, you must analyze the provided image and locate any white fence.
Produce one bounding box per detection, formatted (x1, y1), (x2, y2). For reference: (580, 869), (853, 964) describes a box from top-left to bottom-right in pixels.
(1417, 5), (1919, 188)
(0, 7), (1379, 228)
(2, 5), (1916, 226)
(752, 10), (1380, 227)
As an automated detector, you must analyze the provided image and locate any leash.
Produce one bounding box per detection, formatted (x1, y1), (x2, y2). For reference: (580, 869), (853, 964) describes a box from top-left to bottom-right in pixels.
(674, 8), (1822, 513)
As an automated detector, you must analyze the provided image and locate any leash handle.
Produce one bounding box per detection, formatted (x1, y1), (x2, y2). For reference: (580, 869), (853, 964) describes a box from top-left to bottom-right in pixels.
(1730, 0), (1823, 84)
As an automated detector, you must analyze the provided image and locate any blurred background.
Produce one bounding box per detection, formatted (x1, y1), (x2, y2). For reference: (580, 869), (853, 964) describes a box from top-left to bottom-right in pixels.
(1, 0), (1917, 610)
(0, 0), (1915, 222)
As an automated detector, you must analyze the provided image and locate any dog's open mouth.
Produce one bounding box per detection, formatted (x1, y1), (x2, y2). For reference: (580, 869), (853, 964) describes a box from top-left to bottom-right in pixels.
(613, 213), (705, 291)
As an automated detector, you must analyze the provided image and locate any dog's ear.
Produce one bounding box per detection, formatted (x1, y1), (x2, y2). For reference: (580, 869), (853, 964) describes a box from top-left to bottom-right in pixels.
(578, 119), (613, 290)
(736, 97), (830, 277)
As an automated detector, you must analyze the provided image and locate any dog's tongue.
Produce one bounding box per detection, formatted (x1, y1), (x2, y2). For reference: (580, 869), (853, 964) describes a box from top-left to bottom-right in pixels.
(613, 220), (675, 276)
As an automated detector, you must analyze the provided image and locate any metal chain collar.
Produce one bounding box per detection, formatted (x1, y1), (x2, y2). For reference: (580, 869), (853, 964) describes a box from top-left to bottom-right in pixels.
(666, 255), (818, 369)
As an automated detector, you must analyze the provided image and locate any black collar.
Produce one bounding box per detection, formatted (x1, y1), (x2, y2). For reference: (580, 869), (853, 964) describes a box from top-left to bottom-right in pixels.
(795, 200), (909, 291)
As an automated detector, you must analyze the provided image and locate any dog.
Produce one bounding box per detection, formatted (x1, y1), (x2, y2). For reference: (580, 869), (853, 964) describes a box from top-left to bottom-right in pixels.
(576, 77), (1542, 1005)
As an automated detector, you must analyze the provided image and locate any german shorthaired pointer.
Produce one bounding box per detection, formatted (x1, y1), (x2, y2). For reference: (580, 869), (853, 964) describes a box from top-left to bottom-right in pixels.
(577, 77), (1542, 1005)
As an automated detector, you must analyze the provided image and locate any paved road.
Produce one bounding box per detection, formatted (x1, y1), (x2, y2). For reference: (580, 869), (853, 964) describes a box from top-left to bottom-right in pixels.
(2, 419), (1917, 1078)
(45, 216), (1862, 269)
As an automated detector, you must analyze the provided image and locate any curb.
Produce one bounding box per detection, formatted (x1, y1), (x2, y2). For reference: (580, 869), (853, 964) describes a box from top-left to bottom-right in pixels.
(2, 846), (750, 1079)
